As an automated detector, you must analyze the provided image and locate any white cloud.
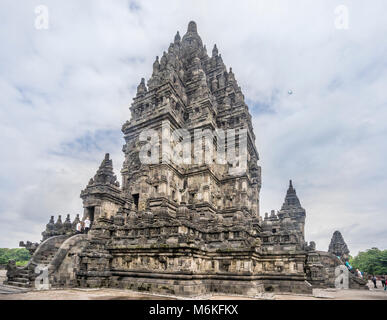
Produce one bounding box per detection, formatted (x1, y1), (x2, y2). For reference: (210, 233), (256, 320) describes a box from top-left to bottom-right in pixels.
(0, 0), (386, 255)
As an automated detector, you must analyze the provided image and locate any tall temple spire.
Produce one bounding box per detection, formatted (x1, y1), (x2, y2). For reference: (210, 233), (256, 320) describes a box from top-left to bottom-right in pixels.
(123, 20), (260, 211)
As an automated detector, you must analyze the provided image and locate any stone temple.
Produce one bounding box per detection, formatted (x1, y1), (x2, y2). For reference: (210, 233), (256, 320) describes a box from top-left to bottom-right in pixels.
(6, 22), (367, 295)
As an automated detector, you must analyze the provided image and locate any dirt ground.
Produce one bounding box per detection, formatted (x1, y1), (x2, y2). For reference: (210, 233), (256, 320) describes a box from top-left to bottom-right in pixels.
(1, 270), (386, 300)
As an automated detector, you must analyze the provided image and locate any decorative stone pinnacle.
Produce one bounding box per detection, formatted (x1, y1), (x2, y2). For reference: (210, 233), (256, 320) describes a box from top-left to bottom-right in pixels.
(85, 153), (120, 187)
(287, 180), (296, 194)
(212, 44), (218, 57)
(174, 31), (181, 42)
(187, 21), (197, 33)
(280, 180), (303, 210)
(137, 77), (147, 95)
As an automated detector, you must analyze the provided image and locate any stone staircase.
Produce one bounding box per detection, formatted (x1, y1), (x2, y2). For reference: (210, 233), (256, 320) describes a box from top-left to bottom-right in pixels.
(34, 249), (57, 266)
(6, 269), (31, 288)
(0, 283), (29, 294)
(6, 238), (66, 289)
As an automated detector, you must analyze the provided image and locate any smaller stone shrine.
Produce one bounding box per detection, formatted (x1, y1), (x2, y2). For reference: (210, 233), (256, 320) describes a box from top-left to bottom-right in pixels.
(328, 230), (350, 260)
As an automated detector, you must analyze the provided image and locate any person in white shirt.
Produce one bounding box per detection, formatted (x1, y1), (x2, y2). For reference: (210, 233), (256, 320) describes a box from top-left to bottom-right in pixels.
(76, 222), (82, 234)
(84, 217), (91, 234)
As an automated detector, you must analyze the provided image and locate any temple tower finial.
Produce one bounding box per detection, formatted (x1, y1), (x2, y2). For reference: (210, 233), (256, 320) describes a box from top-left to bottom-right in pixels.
(282, 180), (301, 208)
(212, 44), (218, 57)
(137, 78), (147, 95)
(187, 21), (197, 33)
(174, 31), (181, 43)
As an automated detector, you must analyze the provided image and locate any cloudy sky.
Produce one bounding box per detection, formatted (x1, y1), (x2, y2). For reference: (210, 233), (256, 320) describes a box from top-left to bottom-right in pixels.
(0, 0), (386, 255)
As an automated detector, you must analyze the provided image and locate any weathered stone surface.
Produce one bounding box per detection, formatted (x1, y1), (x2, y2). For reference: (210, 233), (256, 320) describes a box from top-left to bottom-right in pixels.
(19, 241), (39, 255)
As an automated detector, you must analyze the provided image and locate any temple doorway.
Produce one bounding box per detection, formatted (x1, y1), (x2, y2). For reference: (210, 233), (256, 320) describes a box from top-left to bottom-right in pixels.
(86, 206), (95, 223)
(133, 194), (139, 211)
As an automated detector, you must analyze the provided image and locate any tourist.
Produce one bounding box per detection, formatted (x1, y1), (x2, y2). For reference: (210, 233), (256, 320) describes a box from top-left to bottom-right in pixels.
(371, 275), (377, 288)
(84, 217), (91, 234)
(76, 221), (82, 234)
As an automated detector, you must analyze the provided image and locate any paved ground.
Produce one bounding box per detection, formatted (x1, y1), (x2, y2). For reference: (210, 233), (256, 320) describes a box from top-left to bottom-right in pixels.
(1, 270), (386, 300)
(1, 287), (386, 300)
(0, 270), (6, 285)
(275, 287), (387, 300)
(0, 288), (179, 300)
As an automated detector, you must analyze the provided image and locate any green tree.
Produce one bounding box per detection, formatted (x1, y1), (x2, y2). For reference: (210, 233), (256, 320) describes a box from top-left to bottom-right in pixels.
(0, 248), (31, 266)
(350, 248), (387, 275)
